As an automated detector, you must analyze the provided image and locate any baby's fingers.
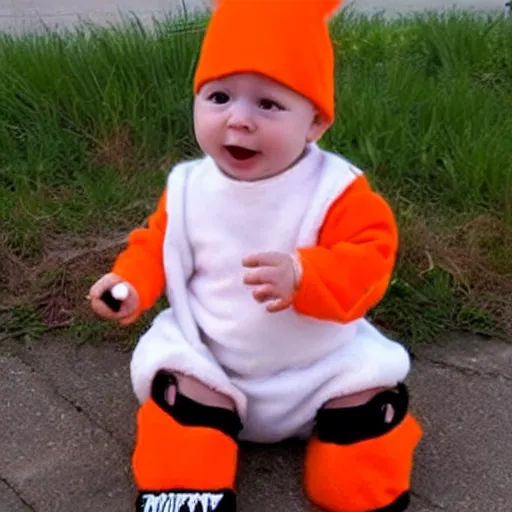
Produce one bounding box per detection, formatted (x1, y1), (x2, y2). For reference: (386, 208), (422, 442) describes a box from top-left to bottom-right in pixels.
(89, 296), (123, 320)
(88, 273), (123, 299)
(252, 284), (278, 303)
(119, 309), (140, 326)
(243, 266), (276, 285)
(266, 298), (291, 313)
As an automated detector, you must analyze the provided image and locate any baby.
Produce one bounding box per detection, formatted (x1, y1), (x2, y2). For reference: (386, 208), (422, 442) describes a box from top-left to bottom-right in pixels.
(89, 1), (422, 511)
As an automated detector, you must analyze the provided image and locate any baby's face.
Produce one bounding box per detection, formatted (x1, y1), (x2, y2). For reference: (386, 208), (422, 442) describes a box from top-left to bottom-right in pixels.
(194, 73), (328, 181)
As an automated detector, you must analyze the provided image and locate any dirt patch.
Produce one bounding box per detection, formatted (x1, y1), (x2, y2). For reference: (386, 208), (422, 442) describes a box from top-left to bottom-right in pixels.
(1, 212), (511, 343)
(39, 237), (128, 325)
(399, 213), (512, 336)
(0, 239), (32, 294)
(91, 126), (135, 170)
(0, 234), (126, 334)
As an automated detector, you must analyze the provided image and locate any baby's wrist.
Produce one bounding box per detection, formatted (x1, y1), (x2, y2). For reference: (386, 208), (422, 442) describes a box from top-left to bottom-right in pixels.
(289, 252), (303, 290)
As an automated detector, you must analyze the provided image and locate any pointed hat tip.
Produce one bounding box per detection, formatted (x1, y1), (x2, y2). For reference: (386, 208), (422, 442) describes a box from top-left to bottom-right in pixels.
(320, 0), (344, 16)
(213, 0), (343, 17)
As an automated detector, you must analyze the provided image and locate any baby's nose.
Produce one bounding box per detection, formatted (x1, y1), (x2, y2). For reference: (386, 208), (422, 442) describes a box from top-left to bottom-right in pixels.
(227, 105), (256, 131)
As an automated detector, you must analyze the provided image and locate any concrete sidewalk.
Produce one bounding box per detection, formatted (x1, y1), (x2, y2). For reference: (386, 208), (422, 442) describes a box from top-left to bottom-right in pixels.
(1, 333), (511, 511)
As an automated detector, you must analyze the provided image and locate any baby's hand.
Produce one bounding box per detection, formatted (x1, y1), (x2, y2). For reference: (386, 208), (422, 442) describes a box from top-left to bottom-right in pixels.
(242, 252), (301, 313)
(88, 273), (140, 326)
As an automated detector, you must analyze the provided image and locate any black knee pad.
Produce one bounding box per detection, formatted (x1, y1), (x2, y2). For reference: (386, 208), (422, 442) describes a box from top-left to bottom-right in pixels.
(315, 383), (410, 444)
(151, 371), (243, 441)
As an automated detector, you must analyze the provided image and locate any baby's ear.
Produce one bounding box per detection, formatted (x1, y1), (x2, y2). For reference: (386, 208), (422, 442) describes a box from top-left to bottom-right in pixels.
(307, 113), (331, 143)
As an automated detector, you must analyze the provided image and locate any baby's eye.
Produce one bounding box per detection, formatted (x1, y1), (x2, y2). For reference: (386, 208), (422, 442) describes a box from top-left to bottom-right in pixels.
(259, 98), (284, 111)
(207, 91), (230, 104)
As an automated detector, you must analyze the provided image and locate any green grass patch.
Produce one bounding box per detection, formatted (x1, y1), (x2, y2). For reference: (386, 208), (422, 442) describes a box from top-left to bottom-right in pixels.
(1, 10), (512, 346)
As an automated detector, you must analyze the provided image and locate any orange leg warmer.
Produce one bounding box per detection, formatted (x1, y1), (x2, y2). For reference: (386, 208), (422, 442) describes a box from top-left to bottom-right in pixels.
(304, 384), (422, 512)
(132, 371), (242, 511)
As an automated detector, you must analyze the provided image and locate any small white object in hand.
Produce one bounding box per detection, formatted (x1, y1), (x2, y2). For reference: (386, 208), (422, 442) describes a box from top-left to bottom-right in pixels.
(111, 282), (129, 301)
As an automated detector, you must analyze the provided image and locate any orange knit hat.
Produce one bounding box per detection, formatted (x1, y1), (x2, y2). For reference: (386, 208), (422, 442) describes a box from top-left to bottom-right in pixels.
(193, 0), (342, 123)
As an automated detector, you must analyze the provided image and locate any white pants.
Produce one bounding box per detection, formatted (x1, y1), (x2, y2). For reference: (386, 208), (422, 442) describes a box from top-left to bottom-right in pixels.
(130, 309), (410, 443)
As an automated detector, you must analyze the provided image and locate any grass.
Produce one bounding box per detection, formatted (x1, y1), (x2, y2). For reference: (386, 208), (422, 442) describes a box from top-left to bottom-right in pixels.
(1, 9), (512, 347)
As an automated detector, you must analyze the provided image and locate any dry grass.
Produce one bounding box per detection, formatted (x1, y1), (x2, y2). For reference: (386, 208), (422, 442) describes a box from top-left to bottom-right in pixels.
(91, 126), (135, 170)
(393, 212), (512, 338)
(1, 210), (510, 346)
(0, 233), (165, 344)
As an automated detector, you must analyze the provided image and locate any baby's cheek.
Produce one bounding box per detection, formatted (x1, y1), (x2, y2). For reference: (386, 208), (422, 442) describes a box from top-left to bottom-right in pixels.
(264, 127), (295, 155)
(195, 122), (215, 152)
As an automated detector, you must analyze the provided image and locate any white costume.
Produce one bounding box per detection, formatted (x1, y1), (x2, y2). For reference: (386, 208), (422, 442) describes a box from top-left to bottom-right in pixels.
(130, 144), (410, 443)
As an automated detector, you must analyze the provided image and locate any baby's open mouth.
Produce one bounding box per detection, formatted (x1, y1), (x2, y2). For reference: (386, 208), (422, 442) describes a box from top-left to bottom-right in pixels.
(225, 145), (259, 160)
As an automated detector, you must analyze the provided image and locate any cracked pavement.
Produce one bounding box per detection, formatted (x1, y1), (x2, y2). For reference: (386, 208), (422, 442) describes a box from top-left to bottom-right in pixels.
(1, 333), (511, 511)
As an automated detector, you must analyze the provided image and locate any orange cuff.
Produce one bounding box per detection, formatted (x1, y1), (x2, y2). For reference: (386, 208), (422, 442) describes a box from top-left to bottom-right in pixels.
(304, 385), (422, 512)
(133, 372), (241, 494)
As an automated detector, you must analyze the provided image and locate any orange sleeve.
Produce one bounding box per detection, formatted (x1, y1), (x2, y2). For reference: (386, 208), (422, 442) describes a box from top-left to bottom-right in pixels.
(293, 175), (398, 323)
(112, 189), (168, 314)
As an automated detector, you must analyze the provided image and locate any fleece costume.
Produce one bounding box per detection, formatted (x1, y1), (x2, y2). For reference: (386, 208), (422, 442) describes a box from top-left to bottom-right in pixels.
(114, 145), (422, 512)
(117, 143), (411, 441)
